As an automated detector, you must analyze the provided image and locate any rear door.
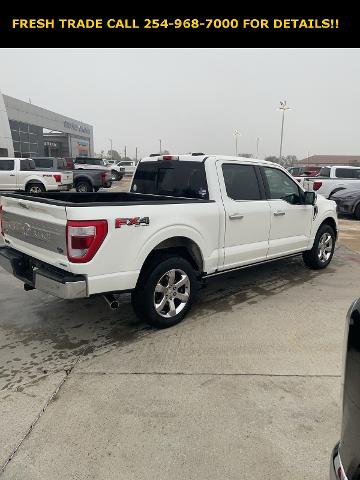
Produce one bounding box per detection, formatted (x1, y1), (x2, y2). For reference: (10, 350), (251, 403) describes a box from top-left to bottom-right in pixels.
(261, 166), (313, 258)
(216, 161), (271, 270)
(0, 159), (16, 190)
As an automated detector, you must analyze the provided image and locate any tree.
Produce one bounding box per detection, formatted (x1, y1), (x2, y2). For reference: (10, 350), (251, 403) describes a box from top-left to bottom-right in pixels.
(107, 149), (121, 161)
(264, 155), (298, 167)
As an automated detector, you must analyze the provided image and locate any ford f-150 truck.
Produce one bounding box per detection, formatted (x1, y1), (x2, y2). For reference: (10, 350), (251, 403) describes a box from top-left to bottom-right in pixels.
(300, 165), (360, 198)
(0, 154), (338, 328)
(0, 157), (73, 193)
(32, 157), (112, 192)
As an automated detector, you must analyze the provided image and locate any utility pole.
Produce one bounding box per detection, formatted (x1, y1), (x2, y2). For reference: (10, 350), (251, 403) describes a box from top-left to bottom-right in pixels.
(109, 139), (113, 160)
(135, 147), (138, 162)
(278, 101), (291, 160)
(124, 146), (127, 159)
(159, 139), (162, 155)
(234, 130), (241, 156)
(256, 137), (260, 158)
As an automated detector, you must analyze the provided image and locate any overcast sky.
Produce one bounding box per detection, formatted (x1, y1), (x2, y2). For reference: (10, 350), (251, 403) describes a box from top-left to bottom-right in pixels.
(1, 48), (359, 160)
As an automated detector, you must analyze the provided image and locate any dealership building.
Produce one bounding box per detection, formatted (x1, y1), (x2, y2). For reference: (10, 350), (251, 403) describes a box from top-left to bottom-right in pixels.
(0, 92), (94, 159)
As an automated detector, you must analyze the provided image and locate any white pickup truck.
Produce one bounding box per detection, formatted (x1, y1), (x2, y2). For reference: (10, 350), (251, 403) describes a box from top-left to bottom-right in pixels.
(0, 154), (338, 328)
(0, 157), (73, 193)
(301, 165), (360, 198)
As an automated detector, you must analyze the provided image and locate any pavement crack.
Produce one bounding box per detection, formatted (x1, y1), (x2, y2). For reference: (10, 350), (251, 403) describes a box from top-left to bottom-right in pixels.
(0, 350), (84, 475)
(73, 371), (341, 378)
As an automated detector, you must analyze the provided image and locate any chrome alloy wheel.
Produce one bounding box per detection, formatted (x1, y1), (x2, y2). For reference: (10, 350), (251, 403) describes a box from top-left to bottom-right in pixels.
(29, 185), (43, 194)
(153, 269), (190, 318)
(318, 232), (333, 263)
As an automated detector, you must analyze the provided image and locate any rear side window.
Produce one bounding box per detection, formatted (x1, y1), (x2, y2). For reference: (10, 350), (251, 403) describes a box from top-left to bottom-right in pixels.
(33, 158), (53, 169)
(335, 168), (360, 179)
(57, 159), (67, 170)
(320, 167), (331, 177)
(222, 164), (261, 200)
(20, 159), (36, 171)
(0, 160), (14, 171)
(132, 161), (209, 199)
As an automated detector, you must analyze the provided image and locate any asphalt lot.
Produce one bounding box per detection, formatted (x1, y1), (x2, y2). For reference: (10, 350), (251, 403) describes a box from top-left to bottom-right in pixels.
(1, 180), (360, 479)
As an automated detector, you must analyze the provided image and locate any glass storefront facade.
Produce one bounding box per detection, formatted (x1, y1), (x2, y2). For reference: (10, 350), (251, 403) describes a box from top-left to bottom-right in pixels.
(9, 120), (44, 158)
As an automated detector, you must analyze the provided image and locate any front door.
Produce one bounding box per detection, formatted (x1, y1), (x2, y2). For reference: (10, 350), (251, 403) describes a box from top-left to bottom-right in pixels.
(217, 161), (271, 270)
(0, 159), (16, 190)
(261, 166), (313, 258)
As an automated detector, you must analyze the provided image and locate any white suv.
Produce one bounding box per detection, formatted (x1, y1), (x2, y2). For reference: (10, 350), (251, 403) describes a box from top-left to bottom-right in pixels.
(74, 157), (124, 181)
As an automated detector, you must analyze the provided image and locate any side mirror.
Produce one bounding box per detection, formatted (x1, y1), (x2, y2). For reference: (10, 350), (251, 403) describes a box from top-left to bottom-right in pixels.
(304, 191), (316, 205)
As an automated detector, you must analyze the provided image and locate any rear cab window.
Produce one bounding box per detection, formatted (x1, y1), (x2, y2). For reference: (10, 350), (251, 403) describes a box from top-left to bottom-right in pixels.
(131, 161), (209, 199)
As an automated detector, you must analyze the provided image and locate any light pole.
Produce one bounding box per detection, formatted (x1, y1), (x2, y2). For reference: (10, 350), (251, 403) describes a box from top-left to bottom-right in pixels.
(278, 101), (291, 160)
(234, 130), (241, 156)
(109, 138), (113, 160)
(256, 137), (260, 158)
(159, 139), (162, 155)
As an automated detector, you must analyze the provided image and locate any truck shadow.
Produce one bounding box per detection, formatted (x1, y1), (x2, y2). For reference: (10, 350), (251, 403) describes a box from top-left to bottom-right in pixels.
(0, 249), (343, 390)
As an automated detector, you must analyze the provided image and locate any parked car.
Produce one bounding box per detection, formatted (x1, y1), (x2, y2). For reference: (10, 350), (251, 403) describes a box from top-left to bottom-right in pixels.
(0, 154), (337, 328)
(302, 165), (360, 198)
(32, 157), (112, 193)
(330, 188), (360, 219)
(330, 298), (360, 480)
(116, 160), (136, 175)
(288, 165), (321, 177)
(74, 157), (125, 181)
(0, 157), (73, 193)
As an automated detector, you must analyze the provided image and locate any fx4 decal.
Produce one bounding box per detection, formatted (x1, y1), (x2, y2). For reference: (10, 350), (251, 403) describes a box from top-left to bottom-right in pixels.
(115, 217), (150, 228)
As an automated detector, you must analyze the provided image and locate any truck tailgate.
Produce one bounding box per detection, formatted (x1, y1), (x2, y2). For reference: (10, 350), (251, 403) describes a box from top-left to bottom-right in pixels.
(1, 195), (70, 271)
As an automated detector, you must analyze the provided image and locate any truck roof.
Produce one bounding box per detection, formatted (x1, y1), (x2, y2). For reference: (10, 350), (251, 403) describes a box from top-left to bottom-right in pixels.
(141, 154), (278, 168)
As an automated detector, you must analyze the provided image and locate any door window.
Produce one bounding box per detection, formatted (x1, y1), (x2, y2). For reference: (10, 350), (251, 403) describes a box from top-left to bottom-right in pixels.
(222, 164), (261, 200)
(0, 160), (15, 171)
(263, 167), (302, 204)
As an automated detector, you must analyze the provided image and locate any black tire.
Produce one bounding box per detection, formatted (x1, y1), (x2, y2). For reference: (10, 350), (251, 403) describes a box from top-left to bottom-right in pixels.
(354, 203), (360, 220)
(111, 170), (120, 181)
(302, 224), (335, 270)
(131, 253), (199, 328)
(25, 183), (45, 194)
(75, 180), (93, 193)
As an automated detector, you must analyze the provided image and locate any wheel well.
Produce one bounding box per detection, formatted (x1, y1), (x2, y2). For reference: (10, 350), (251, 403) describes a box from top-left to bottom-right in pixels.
(74, 177), (91, 184)
(141, 237), (204, 275)
(25, 180), (45, 189)
(320, 217), (338, 240)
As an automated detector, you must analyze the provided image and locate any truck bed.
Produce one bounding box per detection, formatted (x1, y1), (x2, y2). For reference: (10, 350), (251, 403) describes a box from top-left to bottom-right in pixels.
(0, 191), (214, 207)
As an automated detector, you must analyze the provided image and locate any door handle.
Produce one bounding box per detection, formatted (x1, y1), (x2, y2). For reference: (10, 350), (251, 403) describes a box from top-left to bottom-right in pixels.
(10, 174), (15, 177)
(274, 211), (286, 216)
(229, 213), (244, 220)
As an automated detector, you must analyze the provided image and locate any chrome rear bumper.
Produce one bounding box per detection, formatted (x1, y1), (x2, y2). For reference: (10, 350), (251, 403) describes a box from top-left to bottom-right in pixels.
(0, 246), (87, 300)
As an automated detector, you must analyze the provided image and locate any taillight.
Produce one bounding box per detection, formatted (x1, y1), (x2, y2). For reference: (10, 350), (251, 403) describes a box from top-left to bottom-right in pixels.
(66, 220), (108, 263)
(0, 205), (3, 236)
(101, 172), (107, 183)
(161, 155), (179, 161)
(53, 174), (61, 183)
(312, 181), (322, 191)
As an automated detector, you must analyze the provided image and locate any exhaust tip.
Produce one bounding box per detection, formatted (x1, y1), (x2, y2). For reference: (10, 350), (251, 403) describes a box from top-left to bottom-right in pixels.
(103, 294), (120, 310)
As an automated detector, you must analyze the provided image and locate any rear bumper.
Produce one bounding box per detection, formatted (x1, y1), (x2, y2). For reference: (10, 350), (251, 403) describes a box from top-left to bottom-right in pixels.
(0, 246), (87, 300)
(330, 442), (348, 480)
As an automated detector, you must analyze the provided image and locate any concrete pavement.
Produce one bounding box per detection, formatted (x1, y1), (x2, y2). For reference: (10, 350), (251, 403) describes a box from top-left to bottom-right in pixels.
(0, 182), (359, 478)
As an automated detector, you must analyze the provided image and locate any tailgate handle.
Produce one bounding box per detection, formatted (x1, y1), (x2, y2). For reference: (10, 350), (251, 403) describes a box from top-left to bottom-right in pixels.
(19, 202), (30, 209)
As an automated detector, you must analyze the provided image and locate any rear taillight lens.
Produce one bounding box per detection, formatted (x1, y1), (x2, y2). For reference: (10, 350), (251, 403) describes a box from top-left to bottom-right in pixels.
(101, 172), (106, 183)
(0, 205), (3, 236)
(312, 181), (322, 191)
(66, 220), (108, 263)
(53, 174), (61, 183)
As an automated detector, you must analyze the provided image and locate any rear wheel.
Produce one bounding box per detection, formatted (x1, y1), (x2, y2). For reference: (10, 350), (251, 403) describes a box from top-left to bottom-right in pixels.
(25, 183), (45, 194)
(302, 224), (335, 269)
(131, 254), (199, 328)
(75, 180), (93, 193)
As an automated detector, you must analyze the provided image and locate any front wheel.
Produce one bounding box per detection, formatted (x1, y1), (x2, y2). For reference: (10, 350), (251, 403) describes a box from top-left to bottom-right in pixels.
(302, 224), (335, 270)
(111, 170), (120, 181)
(131, 254), (199, 328)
